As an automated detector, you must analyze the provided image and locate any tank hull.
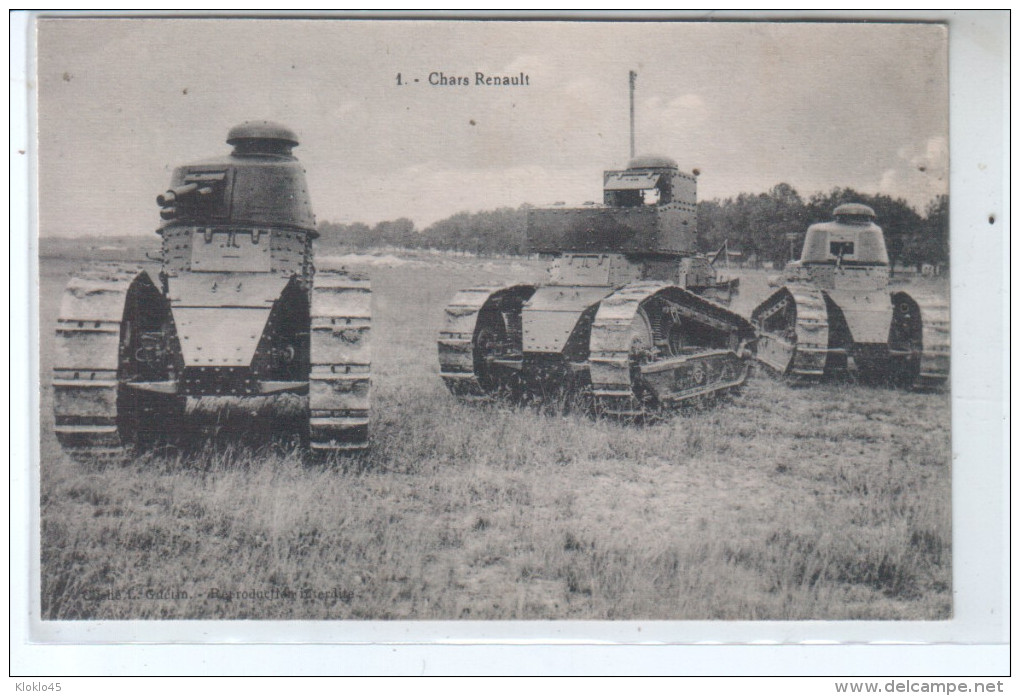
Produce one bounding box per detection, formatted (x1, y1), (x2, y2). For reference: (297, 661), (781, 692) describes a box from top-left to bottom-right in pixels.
(53, 264), (371, 458)
(438, 279), (753, 416)
(438, 155), (750, 415)
(752, 281), (949, 387)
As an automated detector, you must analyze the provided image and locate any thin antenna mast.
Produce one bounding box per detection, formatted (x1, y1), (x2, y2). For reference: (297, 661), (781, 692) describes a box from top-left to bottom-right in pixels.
(629, 70), (637, 159)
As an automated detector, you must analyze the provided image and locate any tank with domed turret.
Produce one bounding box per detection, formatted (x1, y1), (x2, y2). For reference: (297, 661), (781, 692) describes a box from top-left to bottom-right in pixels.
(52, 121), (370, 458)
(437, 155), (754, 417)
(751, 203), (948, 387)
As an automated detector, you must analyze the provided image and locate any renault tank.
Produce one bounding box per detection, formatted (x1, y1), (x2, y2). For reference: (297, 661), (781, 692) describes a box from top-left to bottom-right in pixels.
(751, 203), (948, 387)
(53, 121), (371, 458)
(437, 156), (754, 417)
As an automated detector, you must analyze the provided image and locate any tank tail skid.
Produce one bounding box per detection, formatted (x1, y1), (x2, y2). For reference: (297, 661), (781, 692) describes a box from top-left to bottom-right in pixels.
(751, 286), (831, 382)
(438, 284), (536, 399)
(589, 282), (754, 418)
(308, 271), (371, 453)
(690, 277), (740, 307)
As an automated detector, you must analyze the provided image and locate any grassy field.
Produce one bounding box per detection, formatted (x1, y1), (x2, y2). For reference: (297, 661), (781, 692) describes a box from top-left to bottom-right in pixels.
(38, 243), (951, 620)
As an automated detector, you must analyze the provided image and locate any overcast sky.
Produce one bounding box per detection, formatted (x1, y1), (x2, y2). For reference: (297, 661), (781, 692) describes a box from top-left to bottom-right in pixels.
(36, 19), (948, 237)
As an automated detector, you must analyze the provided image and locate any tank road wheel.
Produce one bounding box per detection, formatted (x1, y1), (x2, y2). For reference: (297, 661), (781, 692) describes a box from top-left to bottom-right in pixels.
(308, 271), (371, 455)
(438, 284), (534, 400)
(589, 285), (663, 419)
(629, 306), (656, 357)
(594, 294), (681, 418)
(626, 306), (661, 413)
(472, 309), (525, 400)
(53, 266), (184, 460)
(590, 283), (754, 419)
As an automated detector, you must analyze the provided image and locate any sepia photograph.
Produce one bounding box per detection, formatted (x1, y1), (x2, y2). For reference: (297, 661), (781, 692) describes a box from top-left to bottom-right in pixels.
(27, 15), (978, 634)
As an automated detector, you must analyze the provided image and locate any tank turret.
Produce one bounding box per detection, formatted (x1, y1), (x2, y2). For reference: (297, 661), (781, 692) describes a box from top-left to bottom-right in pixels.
(438, 157), (753, 417)
(157, 120), (317, 234)
(526, 156), (698, 257)
(800, 203), (888, 266)
(52, 122), (371, 459)
(751, 205), (948, 387)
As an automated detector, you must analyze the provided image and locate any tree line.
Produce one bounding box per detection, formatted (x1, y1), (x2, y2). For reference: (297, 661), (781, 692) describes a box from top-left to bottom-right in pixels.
(317, 186), (950, 270)
(698, 185), (949, 270)
(318, 206), (531, 256)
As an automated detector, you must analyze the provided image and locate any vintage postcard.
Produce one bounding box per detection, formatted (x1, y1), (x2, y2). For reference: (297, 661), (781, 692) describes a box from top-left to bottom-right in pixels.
(19, 14), (1006, 654)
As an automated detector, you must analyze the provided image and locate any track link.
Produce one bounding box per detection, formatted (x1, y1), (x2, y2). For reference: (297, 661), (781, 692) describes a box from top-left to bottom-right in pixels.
(910, 292), (950, 388)
(52, 265), (140, 459)
(308, 271), (371, 453)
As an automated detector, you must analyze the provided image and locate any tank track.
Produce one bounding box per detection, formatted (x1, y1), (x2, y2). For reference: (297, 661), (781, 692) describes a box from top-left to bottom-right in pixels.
(438, 284), (533, 398)
(52, 265), (139, 459)
(588, 282), (753, 417)
(308, 271), (371, 453)
(901, 291), (950, 388)
(751, 285), (830, 381)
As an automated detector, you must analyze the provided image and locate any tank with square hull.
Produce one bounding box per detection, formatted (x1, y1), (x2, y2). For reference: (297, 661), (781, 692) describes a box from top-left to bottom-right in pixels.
(438, 156), (753, 416)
